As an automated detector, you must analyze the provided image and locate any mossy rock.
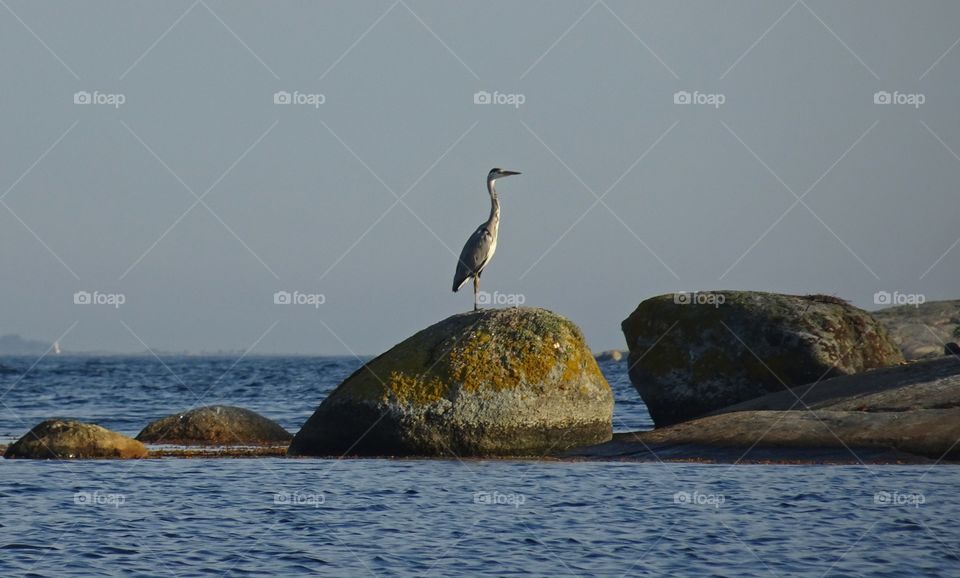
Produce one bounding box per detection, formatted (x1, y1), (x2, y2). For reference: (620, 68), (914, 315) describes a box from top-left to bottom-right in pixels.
(5, 419), (147, 459)
(622, 292), (903, 427)
(289, 307), (613, 457)
(136, 405), (292, 445)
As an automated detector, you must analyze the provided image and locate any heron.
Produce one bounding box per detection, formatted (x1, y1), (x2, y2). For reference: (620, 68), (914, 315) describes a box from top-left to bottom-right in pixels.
(452, 167), (522, 311)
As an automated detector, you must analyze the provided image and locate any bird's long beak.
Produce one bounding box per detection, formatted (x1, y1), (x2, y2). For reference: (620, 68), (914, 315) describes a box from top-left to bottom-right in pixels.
(500, 170), (521, 177)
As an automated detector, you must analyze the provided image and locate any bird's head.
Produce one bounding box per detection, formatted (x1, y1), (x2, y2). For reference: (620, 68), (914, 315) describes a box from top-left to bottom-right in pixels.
(488, 168), (521, 184)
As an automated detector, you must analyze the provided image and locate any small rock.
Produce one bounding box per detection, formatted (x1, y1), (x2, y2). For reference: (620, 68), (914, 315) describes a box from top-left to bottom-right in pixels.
(5, 419), (146, 459)
(136, 405), (292, 445)
(595, 350), (625, 362)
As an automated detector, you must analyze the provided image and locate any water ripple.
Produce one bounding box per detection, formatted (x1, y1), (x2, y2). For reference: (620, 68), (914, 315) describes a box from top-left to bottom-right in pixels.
(0, 358), (958, 575)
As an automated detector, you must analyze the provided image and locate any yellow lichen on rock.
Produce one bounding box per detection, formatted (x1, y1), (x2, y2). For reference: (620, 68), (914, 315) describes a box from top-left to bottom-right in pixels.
(288, 307), (614, 457)
(384, 370), (447, 405)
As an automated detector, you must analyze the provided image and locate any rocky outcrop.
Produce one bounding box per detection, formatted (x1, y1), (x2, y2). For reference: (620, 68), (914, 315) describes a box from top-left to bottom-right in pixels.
(5, 419), (147, 459)
(622, 292), (903, 427)
(567, 357), (960, 463)
(136, 406), (292, 445)
(289, 308), (613, 457)
(872, 299), (960, 360)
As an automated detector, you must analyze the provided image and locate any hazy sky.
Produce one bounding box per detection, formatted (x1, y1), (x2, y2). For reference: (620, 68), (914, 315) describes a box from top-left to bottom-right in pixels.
(1, 1), (958, 355)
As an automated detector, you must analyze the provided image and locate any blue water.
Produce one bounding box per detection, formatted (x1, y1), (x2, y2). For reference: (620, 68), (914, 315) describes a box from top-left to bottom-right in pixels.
(1, 357), (958, 576)
(0, 356), (651, 444)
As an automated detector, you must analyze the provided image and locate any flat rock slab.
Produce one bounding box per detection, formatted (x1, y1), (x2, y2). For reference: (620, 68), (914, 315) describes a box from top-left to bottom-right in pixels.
(145, 445), (289, 458)
(5, 419), (147, 459)
(564, 433), (934, 464)
(567, 358), (960, 464)
(137, 405), (292, 445)
(714, 356), (960, 414)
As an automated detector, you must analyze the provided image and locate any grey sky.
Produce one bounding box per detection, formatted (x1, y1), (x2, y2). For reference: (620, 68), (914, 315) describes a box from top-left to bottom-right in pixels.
(1, 1), (958, 355)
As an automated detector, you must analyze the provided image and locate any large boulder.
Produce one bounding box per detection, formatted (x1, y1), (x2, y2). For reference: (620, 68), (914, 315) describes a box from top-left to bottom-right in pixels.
(622, 292), (903, 427)
(136, 405), (292, 445)
(568, 357), (960, 463)
(289, 308), (613, 457)
(872, 299), (960, 360)
(5, 419), (147, 459)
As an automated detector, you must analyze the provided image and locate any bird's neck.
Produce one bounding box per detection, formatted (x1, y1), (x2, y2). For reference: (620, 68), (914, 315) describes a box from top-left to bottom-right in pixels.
(487, 179), (501, 231)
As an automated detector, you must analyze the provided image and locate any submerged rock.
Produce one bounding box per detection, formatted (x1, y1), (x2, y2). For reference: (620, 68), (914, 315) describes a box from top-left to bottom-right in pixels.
(622, 292), (903, 427)
(136, 405), (292, 445)
(568, 357), (960, 463)
(289, 307), (613, 457)
(5, 419), (147, 459)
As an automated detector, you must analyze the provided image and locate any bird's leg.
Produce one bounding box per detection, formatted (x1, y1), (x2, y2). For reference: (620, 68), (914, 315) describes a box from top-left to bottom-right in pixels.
(473, 275), (480, 311)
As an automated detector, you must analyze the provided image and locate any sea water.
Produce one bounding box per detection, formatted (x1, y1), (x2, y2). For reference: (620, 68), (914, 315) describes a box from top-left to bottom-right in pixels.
(0, 357), (957, 576)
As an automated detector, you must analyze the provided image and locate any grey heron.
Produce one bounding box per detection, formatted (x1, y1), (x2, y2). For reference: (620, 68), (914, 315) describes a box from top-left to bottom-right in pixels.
(452, 167), (522, 311)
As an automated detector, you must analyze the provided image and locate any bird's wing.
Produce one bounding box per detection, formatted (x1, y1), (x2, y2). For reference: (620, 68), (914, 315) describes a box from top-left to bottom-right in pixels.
(452, 224), (493, 292)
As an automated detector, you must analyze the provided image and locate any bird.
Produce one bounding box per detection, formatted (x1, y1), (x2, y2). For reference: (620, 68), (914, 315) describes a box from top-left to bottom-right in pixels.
(452, 167), (522, 311)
